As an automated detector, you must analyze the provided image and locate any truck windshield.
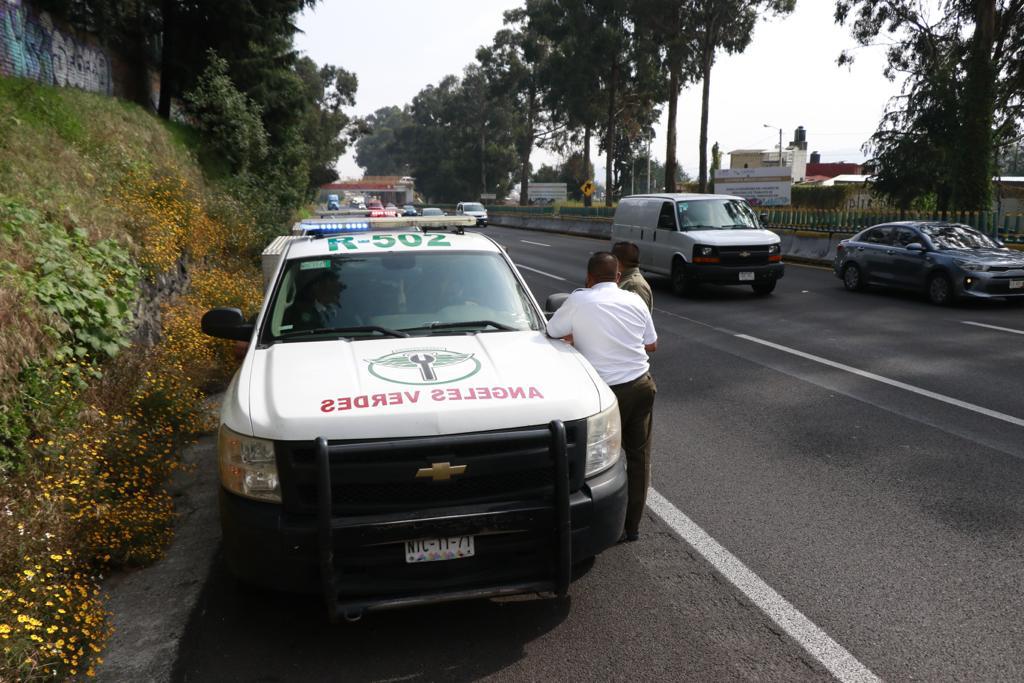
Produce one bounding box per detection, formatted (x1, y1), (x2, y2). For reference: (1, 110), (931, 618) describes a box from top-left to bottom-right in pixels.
(262, 250), (543, 342)
(462, 203), (485, 211)
(675, 199), (759, 230)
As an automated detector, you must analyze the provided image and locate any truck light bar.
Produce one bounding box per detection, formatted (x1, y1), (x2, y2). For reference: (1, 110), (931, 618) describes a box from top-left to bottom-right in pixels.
(293, 215), (477, 237)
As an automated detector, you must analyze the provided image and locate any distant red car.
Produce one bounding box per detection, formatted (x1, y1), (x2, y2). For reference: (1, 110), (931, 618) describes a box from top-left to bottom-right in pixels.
(367, 199), (384, 210)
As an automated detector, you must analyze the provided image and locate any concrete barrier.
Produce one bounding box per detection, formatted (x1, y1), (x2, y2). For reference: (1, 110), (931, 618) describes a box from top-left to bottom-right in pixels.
(489, 213), (612, 240)
(773, 229), (796, 255)
(785, 230), (833, 262)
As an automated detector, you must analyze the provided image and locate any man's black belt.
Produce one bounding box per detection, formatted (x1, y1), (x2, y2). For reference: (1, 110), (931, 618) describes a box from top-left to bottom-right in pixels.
(609, 371), (651, 390)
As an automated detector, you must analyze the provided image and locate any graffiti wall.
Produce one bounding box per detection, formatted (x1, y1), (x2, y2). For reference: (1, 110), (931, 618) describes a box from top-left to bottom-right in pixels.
(0, 0), (113, 95)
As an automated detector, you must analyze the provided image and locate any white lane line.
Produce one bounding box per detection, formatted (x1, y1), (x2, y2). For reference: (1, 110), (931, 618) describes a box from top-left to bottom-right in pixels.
(962, 320), (1024, 336)
(736, 333), (1024, 428)
(516, 264), (567, 281)
(646, 489), (881, 683)
(520, 239), (551, 247)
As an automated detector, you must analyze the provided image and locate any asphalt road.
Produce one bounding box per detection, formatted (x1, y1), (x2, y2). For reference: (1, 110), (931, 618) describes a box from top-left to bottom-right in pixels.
(173, 225), (1024, 682)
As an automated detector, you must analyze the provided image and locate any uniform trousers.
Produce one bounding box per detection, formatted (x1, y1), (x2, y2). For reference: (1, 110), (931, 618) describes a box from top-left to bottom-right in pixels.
(608, 371), (657, 535)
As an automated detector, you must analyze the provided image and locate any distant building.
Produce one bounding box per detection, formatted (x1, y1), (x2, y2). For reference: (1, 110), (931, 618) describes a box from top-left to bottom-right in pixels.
(805, 152), (863, 179)
(319, 176), (415, 205)
(728, 126), (809, 182)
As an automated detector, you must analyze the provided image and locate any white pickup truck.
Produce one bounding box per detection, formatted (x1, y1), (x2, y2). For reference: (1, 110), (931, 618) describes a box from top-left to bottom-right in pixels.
(201, 216), (627, 620)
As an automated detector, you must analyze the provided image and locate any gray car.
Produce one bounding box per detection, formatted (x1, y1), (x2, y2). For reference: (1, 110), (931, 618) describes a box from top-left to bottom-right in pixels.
(833, 221), (1024, 304)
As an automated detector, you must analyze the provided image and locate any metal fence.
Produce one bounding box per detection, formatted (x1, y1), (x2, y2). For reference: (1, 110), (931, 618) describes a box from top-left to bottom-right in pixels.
(485, 204), (1024, 243)
(485, 205), (556, 216)
(760, 208), (1024, 242)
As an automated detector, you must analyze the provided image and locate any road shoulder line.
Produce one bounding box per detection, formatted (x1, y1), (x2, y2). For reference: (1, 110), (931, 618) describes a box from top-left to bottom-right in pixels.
(735, 333), (1024, 428)
(962, 320), (1024, 336)
(516, 264), (567, 281)
(646, 488), (880, 683)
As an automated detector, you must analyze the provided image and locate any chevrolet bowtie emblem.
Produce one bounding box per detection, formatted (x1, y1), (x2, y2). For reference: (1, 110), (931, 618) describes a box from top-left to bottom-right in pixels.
(415, 462), (467, 481)
(739, 250), (751, 258)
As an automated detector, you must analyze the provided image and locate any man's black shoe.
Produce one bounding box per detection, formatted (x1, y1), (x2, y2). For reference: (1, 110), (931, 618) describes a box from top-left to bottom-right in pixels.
(619, 530), (639, 543)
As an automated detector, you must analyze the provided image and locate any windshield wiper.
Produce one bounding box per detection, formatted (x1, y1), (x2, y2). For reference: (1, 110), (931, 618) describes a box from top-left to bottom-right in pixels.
(277, 325), (409, 341)
(403, 320), (517, 333)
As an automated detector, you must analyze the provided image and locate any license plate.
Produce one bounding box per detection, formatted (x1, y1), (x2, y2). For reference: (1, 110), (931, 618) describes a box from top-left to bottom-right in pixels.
(405, 536), (475, 563)
(739, 272), (755, 281)
(1010, 280), (1024, 290)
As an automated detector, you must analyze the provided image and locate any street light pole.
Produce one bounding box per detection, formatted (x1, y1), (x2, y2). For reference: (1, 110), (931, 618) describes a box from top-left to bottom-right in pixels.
(646, 136), (652, 193)
(763, 123), (783, 170)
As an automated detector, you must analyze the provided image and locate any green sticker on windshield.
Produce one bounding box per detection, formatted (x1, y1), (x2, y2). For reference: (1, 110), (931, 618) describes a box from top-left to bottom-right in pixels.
(300, 259), (330, 270)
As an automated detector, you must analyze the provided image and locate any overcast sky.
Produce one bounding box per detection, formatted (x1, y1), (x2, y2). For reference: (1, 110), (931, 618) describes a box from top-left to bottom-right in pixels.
(294, 0), (905, 182)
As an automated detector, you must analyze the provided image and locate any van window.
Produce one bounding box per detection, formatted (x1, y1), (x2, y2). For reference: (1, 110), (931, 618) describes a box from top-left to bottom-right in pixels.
(675, 199), (759, 230)
(657, 202), (676, 230)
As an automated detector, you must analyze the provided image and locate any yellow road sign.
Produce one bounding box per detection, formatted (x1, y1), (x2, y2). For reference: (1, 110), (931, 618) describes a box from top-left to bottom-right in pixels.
(580, 180), (595, 197)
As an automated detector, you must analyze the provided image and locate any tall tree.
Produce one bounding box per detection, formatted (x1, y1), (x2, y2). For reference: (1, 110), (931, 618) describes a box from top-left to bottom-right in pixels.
(691, 0), (795, 192)
(526, 0), (607, 206)
(397, 72), (518, 202)
(478, 10), (556, 205)
(836, 0), (1024, 210)
(294, 57), (361, 189)
(355, 106), (414, 176)
(636, 0), (700, 192)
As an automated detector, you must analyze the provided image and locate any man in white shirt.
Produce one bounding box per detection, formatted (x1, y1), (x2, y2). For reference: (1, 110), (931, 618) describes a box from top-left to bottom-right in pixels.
(547, 252), (657, 541)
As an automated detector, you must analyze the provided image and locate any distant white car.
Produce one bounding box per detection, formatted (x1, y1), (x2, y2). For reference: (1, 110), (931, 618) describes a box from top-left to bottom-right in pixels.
(456, 202), (488, 227)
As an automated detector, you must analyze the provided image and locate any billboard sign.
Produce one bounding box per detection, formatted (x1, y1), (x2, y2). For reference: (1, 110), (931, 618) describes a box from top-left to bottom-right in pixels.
(528, 182), (568, 203)
(714, 168), (791, 207)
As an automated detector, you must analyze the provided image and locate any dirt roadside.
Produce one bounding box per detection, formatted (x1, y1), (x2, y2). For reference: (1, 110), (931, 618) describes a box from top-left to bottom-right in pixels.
(95, 432), (220, 682)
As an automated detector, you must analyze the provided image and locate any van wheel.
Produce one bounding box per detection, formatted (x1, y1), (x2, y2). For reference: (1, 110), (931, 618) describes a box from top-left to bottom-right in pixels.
(752, 280), (776, 295)
(670, 260), (689, 297)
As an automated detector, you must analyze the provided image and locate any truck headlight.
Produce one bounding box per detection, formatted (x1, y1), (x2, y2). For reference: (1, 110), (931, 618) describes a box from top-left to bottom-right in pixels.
(585, 402), (622, 477)
(768, 244), (780, 255)
(218, 426), (281, 502)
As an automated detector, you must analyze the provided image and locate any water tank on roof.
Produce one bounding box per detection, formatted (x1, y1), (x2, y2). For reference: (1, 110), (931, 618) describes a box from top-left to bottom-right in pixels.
(810, 151), (821, 164)
(794, 126), (806, 143)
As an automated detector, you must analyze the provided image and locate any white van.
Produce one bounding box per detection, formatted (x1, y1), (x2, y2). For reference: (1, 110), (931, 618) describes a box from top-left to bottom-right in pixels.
(611, 193), (784, 295)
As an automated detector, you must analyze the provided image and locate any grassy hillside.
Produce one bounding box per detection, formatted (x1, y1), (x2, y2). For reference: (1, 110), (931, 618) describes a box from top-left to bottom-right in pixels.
(0, 76), (265, 680)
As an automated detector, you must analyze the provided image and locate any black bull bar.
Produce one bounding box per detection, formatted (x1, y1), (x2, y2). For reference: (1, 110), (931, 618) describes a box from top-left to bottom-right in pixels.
(314, 420), (572, 621)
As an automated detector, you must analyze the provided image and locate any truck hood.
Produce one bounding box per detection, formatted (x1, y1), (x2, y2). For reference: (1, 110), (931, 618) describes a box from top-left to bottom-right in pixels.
(688, 229), (778, 246)
(242, 331), (608, 441)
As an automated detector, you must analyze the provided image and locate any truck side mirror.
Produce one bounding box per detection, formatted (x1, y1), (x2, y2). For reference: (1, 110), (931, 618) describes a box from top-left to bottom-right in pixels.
(201, 307), (255, 341)
(545, 293), (569, 317)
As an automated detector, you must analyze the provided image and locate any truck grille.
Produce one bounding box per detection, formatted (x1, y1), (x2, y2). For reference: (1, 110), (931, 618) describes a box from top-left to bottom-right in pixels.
(275, 421), (586, 516)
(718, 245), (770, 266)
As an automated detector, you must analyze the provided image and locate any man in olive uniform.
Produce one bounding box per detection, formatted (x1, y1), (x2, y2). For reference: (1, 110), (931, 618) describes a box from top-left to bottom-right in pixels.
(612, 241), (653, 312)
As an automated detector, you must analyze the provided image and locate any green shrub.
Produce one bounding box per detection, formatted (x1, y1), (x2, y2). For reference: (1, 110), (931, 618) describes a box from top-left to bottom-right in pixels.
(184, 51), (269, 175)
(790, 185), (854, 209)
